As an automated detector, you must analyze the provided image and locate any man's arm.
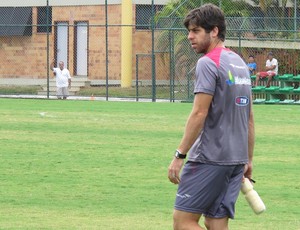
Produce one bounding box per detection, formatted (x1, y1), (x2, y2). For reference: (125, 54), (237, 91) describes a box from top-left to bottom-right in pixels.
(266, 65), (276, 71)
(67, 70), (71, 88)
(168, 93), (213, 184)
(266, 60), (277, 71)
(253, 63), (257, 71)
(244, 100), (255, 179)
(248, 63), (256, 72)
(267, 59), (277, 71)
(50, 59), (55, 71)
(177, 93), (212, 154)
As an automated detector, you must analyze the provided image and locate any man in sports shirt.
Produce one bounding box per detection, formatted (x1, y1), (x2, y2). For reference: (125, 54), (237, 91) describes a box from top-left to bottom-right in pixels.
(168, 4), (255, 230)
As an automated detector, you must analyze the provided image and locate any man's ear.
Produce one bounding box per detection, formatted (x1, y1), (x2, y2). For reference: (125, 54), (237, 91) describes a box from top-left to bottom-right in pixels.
(210, 26), (219, 39)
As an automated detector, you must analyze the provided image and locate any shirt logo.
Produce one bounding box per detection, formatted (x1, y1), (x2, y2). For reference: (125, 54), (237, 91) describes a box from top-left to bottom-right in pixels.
(235, 96), (249, 106)
(226, 70), (235, 85)
(226, 70), (251, 86)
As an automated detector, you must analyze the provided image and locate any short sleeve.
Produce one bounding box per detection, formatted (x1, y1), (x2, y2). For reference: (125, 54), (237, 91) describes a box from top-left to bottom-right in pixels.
(194, 57), (218, 95)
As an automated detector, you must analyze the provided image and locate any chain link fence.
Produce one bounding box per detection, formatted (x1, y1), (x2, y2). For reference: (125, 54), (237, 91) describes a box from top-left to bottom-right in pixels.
(0, 0), (300, 101)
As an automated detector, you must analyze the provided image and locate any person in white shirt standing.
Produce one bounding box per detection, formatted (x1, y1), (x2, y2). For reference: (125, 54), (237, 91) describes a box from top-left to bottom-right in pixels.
(254, 52), (278, 88)
(50, 60), (72, 99)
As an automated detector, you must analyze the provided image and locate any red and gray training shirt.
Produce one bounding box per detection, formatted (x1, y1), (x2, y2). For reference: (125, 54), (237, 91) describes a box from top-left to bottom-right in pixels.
(188, 47), (252, 165)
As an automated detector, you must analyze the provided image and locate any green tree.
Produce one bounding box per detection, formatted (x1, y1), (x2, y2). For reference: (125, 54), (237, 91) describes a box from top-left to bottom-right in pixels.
(154, 0), (253, 99)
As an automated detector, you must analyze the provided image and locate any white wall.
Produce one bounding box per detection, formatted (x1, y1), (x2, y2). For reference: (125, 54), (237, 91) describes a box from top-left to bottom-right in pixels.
(0, 0), (169, 7)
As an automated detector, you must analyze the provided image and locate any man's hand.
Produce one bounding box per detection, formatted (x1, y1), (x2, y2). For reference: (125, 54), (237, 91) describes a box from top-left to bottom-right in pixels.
(266, 65), (275, 71)
(244, 161), (253, 180)
(168, 158), (184, 184)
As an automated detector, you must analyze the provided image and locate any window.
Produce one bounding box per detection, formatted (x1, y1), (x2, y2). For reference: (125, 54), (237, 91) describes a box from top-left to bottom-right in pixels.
(135, 4), (163, 30)
(37, 6), (52, 33)
(0, 7), (32, 36)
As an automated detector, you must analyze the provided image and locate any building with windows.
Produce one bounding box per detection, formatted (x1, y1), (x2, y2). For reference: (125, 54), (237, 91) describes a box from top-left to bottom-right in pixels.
(0, 0), (169, 85)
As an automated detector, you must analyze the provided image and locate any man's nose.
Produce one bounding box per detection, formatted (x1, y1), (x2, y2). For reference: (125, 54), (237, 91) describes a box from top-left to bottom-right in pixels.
(187, 32), (193, 40)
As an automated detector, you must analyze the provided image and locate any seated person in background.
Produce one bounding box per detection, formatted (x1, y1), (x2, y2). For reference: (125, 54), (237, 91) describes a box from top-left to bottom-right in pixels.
(247, 55), (257, 75)
(255, 52), (278, 87)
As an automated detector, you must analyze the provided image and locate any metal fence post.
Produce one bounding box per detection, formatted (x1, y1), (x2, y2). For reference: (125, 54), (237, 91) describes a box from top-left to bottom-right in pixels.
(136, 54), (139, 101)
(151, 0), (156, 102)
(294, 0), (297, 40)
(169, 30), (175, 102)
(105, 0), (109, 101)
(46, 0), (50, 99)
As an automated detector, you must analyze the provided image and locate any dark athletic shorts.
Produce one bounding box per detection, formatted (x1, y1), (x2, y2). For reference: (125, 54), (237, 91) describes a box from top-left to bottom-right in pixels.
(174, 161), (244, 219)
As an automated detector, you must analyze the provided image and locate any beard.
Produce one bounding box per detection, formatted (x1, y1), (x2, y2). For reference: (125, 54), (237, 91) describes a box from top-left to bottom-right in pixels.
(193, 33), (213, 54)
(195, 35), (211, 54)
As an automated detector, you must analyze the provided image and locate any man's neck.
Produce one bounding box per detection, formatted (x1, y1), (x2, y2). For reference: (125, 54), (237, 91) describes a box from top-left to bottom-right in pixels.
(207, 40), (224, 53)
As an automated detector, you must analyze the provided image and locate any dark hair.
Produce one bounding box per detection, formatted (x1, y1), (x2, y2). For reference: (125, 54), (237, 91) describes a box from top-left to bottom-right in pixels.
(183, 4), (226, 41)
(249, 55), (254, 58)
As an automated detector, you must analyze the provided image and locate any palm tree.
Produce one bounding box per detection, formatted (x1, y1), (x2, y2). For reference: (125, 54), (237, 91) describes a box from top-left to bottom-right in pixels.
(154, 0), (253, 100)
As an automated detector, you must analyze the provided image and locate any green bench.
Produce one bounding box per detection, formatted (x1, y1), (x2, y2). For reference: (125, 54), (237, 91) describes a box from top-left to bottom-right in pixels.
(265, 99), (280, 104)
(251, 74), (300, 104)
(292, 75), (300, 81)
(253, 98), (266, 104)
(265, 86), (280, 92)
(279, 99), (295, 104)
(252, 86), (265, 92)
(293, 88), (300, 93)
(278, 74), (293, 80)
(279, 87), (294, 93)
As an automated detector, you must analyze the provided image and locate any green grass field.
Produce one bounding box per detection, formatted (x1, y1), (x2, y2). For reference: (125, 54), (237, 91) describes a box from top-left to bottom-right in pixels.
(0, 98), (299, 229)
